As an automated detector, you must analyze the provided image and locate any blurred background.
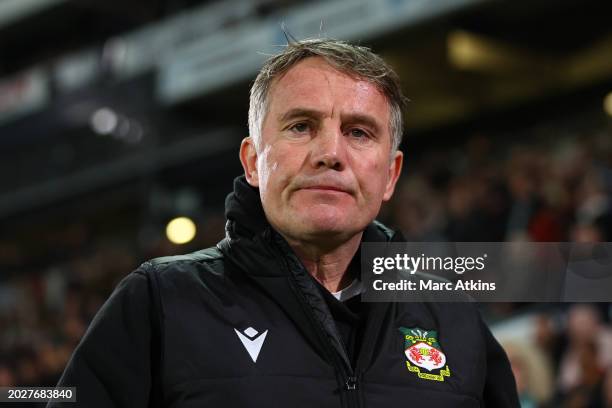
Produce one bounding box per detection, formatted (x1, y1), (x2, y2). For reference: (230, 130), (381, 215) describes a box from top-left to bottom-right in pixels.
(0, 0), (611, 406)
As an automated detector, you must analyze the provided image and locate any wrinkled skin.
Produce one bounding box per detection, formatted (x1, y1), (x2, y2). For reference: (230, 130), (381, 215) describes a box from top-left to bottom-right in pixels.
(240, 57), (403, 250)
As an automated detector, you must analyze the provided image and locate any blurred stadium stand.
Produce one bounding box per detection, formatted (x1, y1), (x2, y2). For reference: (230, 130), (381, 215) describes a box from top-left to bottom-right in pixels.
(1, 0), (612, 406)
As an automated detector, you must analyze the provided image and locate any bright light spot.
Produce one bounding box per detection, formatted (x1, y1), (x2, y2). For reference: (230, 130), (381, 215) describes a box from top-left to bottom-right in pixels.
(604, 92), (612, 117)
(448, 30), (481, 69)
(90, 107), (117, 135)
(447, 29), (512, 71)
(166, 217), (196, 244)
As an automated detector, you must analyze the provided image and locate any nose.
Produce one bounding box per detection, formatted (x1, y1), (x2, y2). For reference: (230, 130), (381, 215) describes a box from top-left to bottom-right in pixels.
(310, 123), (346, 171)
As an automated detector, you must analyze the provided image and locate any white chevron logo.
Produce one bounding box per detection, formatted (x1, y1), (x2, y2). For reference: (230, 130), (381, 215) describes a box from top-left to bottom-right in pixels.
(234, 327), (268, 363)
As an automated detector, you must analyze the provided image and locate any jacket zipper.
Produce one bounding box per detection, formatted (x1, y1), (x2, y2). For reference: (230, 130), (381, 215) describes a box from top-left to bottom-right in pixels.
(345, 375), (360, 407)
(271, 233), (361, 407)
(290, 274), (361, 407)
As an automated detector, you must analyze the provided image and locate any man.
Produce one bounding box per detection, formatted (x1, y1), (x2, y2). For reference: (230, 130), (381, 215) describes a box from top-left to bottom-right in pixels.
(50, 39), (519, 407)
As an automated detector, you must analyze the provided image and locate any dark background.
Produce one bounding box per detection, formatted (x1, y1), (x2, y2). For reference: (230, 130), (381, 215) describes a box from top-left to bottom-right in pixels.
(0, 0), (611, 406)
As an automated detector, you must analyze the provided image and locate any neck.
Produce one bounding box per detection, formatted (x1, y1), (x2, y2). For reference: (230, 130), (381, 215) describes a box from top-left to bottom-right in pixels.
(283, 232), (363, 293)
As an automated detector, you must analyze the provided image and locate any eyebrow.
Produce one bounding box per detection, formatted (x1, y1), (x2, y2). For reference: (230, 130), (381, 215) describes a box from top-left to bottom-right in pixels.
(278, 108), (383, 133)
(278, 108), (325, 123)
(341, 113), (382, 134)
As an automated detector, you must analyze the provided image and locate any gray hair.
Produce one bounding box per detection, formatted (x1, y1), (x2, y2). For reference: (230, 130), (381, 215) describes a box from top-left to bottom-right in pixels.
(248, 38), (407, 153)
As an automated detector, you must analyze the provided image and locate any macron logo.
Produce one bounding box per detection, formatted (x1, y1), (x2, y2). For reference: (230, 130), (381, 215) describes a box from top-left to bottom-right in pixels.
(234, 327), (268, 363)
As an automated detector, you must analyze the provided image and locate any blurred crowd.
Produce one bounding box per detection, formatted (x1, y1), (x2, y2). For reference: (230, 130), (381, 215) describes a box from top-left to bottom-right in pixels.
(499, 304), (612, 408)
(1, 115), (611, 407)
(0, 242), (138, 389)
(384, 123), (612, 244)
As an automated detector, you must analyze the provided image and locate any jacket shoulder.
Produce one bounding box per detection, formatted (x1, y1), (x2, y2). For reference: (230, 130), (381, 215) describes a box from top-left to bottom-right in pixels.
(134, 246), (226, 283)
(145, 246), (223, 266)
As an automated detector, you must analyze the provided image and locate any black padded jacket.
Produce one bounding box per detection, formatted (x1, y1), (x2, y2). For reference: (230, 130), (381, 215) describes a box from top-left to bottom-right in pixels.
(49, 176), (519, 408)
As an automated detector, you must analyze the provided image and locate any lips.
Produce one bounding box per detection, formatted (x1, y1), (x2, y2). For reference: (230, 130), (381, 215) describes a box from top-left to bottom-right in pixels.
(303, 185), (347, 193)
(298, 183), (355, 197)
(293, 177), (354, 196)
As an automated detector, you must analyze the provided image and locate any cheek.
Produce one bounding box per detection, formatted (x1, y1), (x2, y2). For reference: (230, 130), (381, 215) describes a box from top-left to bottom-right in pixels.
(256, 146), (275, 195)
(354, 154), (389, 197)
(257, 145), (295, 199)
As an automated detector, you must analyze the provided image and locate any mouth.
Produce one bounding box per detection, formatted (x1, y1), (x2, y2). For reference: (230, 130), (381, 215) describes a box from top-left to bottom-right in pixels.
(301, 185), (351, 194)
(304, 186), (346, 193)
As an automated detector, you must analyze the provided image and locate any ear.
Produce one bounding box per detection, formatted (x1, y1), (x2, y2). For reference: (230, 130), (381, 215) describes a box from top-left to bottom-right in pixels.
(382, 150), (403, 201)
(239, 137), (259, 187)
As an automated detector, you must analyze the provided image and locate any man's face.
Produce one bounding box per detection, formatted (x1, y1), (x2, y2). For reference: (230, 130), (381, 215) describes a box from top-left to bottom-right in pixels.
(241, 57), (403, 245)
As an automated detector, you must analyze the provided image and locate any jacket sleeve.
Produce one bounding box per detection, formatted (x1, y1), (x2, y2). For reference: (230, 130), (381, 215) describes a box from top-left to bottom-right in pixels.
(480, 317), (520, 407)
(47, 267), (158, 408)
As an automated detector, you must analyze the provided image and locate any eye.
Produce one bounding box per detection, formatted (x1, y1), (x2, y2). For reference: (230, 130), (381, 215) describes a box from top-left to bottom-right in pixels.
(348, 128), (369, 139)
(289, 122), (311, 134)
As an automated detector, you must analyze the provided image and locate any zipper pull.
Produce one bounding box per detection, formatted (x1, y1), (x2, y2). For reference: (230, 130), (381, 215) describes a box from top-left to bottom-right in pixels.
(345, 376), (358, 390)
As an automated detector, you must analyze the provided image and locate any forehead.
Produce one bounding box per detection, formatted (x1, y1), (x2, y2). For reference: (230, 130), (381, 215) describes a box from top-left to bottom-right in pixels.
(266, 57), (390, 123)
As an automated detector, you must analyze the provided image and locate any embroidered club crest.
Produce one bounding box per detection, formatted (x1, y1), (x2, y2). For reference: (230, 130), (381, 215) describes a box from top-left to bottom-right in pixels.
(399, 327), (451, 381)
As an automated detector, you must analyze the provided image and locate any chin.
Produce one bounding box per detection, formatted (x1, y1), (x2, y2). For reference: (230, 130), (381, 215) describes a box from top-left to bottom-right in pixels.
(298, 212), (363, 237)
